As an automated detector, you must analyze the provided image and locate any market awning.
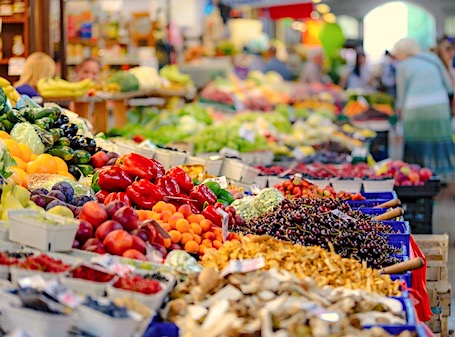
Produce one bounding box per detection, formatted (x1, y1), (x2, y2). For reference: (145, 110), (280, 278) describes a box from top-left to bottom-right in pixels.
(267, 3), (313, 20)
(220, 0), (311, 9)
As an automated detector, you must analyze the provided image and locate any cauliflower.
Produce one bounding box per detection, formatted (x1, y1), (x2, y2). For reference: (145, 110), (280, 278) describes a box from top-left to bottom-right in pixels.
(231, 196), (259, 222)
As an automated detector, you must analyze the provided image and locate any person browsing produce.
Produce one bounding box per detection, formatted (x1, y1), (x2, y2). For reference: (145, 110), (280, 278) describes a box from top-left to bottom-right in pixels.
(75, 57), (101, 81)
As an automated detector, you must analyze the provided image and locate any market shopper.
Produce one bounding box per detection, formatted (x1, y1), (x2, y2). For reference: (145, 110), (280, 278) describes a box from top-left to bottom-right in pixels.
(342, 50), (375, 91)
(299, 48), (329, 84)
(262, 46), (292, 81)
(75, 57), (101, 81)
(14, 52), (56, 97)
(380, 50), (397, 98)
(392, 38), (455, 179)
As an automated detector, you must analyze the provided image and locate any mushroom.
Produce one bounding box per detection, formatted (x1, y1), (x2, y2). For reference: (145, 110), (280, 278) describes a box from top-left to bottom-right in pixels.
(198, 267), (220, 294)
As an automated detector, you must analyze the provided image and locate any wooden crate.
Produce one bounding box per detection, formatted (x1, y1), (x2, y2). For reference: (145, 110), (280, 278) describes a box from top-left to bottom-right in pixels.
(413, 234), (449, 264)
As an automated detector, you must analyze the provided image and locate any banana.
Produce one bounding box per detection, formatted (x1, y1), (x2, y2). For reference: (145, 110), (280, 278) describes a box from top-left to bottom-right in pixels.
(0, 77), (11, 87)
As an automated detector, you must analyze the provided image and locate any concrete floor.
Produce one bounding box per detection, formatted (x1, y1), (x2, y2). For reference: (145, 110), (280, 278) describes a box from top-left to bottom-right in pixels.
(432, 184), (455, 330)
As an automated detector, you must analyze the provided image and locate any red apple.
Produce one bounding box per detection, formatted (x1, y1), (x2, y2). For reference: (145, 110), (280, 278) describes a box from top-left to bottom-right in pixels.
(409, 164), (421, 172)
(130, 228), (150, 243)
(75, 220), (93, 245)
(131, 235), (146, 254)
(141, 224), (157, 243)
(82, 238), (103, 250)
(401, 180), (413, 186)
(408, 171), (420, 184)
(122, 249), (147, 261)
(91, 151), (110, 169)
(95, 220), (123, 242)
(419, 168), (433, 182)
(105, 201), (127, 219)
(168, 243), (182, 251)
(78, 201), (108, 228)
(151, 243), (167, 259)
(103, 229), (133, 256)
(396, 172), (408, 185)
(72, 240), (81, 249)
(85, 245), (107, 254)
(112, 206), (139, 232)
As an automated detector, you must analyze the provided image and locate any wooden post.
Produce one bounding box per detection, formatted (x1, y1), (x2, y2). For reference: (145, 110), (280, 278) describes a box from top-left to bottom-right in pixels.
(113, 99), (127, 129)
(93, 101), (109, 133)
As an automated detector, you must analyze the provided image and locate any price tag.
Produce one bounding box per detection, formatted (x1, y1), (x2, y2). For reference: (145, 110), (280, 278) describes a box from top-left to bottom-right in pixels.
(220, 257), (265, 277)
(217, 208), (229, 242)
(238, 125), (256, 143)
(8, 57), (26, 76)
(43, 279), (83, 309)
(90, 254), (134, 277)
(330, 209), (356, 222)
(17, 275), (46, 290)
(203, 176), (228, 189)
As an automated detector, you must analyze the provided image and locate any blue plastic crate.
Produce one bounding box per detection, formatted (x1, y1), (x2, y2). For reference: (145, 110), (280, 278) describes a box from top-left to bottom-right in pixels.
(142, 316), (179, 337)
(389, 255), (412, 288)
(380, 221), (410, 234)
(359, 208), (387, 215)
(347, 198), (389, 209)
(362, 191), (398, 200)
(363, 297), (417, 334)
(386, 235), (410, 257)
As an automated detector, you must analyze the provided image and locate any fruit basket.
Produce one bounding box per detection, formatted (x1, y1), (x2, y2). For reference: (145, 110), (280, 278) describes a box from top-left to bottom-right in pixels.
(75, 304), (141, 337)
(184, 155), (223, 176)
(154, 148), (188, 170)
(394, 177), (441, 198)
(8, 209), (79, 252)
(220, 159), (260, 184)
(362, 191), (397, 200)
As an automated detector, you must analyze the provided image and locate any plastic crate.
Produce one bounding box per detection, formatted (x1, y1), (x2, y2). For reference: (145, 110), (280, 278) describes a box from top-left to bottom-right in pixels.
(400, 197), (433, 234)
(363, 297), (416, 334)
(394, 177), (441, 198)
(362, 191), (397, 200)
(380, 221), (410, 234)
(359, 208), (388, 215)
(386, 234), (410, 258)
(347, 198), (389, 208)
(389, 255), (412, 288)
(142, 316), (179, 337)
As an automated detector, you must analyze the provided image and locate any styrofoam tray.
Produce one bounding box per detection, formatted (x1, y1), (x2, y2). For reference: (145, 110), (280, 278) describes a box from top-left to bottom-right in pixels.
(331, 179), (363, 193)
(0, 220), (9, 242)
(8, 209), (79, 252)
(220, 159), (243, 181)
(1, 305), (73, 337)
(254, 176), (268, 189)
(363, 179), (395, 192)
(75, 304), (140, 337)
(106, 285), (167, 311)
(60, 275), (115, 297)
(9, 267), (68, 285)
(184, 156), (223, 176)
(154, 149), (188, 170)
(115, 142), (141, 156)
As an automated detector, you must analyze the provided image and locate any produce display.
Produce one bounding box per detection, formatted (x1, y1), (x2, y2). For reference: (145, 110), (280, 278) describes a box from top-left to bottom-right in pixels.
(37, 78), (95, 98)
(113, 274), (162, 295)
(164, 268), (406, 336)
(15, 254), (71, 273)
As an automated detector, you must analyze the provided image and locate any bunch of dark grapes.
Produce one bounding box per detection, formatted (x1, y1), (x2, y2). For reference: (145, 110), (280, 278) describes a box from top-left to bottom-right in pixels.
(244, 197), (400, 269)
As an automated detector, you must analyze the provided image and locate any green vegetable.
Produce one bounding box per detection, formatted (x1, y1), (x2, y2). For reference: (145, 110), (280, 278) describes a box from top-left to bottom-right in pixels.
(204, 182), (221, 196)
(76, 164), (94, 176)
(216, 199), (229, 206)
(71, 150), (91, 165)
(218, 189), (235, 204)
(56, 137), (71, 147)
(6, 109), (26, 124)
(108, 71), (140, 92)
(252, 188), (284, 214)
(0, 139), (17, 178)
(35, 117), (54, 130)
(49, 128), (64, 142)
(10, 122), (46, 154)
(47, 146), (74, 162)
(34, 126), (54, 149)
(0, 119), (14, 132)
(0, 87), (9, 115)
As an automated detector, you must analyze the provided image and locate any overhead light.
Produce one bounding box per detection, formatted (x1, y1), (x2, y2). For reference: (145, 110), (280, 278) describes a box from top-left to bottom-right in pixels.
(310, 11), (320, 20)
(316, 4), (330, 14)
(323, 13), (336, 23)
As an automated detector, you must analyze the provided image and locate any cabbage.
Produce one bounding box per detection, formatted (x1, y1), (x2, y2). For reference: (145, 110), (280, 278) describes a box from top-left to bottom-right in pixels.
(10, 123), (45, 154)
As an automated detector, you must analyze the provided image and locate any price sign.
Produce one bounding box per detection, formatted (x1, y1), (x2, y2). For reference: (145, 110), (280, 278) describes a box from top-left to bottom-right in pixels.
(203, 176), (228, 189)
(43, 279), (83, 309)
(220, 257), (265, 277)
(8, 57), (25, 76)
(330, 209), (356, 222)
(238, 125), (256, 143)
(217, 208), (229, 242)
(17, 275), (46, 290)
(90, 254), (134, 277)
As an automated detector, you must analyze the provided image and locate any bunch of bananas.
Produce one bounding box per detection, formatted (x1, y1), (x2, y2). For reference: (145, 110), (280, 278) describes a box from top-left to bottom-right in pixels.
(37, 78), (94, 98)
(0, 77), (21, 106)
(89, 82), (121, 95)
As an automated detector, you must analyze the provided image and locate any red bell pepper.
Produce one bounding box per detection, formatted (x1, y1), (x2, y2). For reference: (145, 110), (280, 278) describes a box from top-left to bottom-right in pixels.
(95, 190), (109, 204)
(126, 179), (164, 210)
(92, 166), (133, 192)
(104, 192), (131, 206)
(201, 205), (222, 227)
(166, 167), (193, 193)
(117, 153), (163, 181)
(189, 184), (217, 208)
(150, 158), (165, 180)
(155, 176), (180, 197)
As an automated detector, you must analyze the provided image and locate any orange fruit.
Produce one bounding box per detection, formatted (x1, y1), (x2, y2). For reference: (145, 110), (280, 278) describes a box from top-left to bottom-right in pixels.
(198, 244), (207, 255)
(161, 223), (171, 232)
(196, 214), (205, 223)
(180, 233), (193, 245)
(213, 240), (223, 249)
(187, 214), (201, 224)
(200, 219), (213, 232)
(188, 229), (195, 235)
(228, 233), (240, 241)
(184, 240), (199, 254)
(204, 232), (216, 241)
(136, 210), (148, 221)
(12, 168), (29, 188)
(152, 201), (166, 213)
(169, 230), (182, 244)
(17, 143), (32, 162)
(35, 154), (57, 174)
(178, 204), (192, 218)
(193, 234), (202, 244)
(175, 219), (190, 233)
(0, 131), (11, 139)
(4, 139), (21, 158)
(163, 238), (171, 248)
(215, 234), (222, 242)
(190, 223), (202, 235)
(162, 203), (176, 213)
(201, 239), (212, 248)
(30, 154), (38, 161)
(57, 170), (76, 180)
(26, 161), (48, 174)
(53, 157), (68, 172)
(161, 210), (172, 223)
(12, 156), (26, 170)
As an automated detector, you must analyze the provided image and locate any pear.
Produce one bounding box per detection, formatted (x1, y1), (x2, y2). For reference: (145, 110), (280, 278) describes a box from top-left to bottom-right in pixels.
(47, 206), (74, 219)
(12, 185), (31, 207)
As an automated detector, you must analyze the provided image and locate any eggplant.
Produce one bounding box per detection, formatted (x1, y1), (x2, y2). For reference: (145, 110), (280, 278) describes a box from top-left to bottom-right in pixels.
(74, 137), (97, 154)
(61, 123), (79, 138)
(53, 114), (70, 128)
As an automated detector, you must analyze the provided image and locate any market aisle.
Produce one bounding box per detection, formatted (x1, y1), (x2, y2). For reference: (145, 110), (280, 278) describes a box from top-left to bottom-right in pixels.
(433, 184), (455, 331)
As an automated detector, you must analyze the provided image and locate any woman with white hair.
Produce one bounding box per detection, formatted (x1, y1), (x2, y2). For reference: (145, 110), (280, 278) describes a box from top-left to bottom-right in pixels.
(393, 38), (455, 179)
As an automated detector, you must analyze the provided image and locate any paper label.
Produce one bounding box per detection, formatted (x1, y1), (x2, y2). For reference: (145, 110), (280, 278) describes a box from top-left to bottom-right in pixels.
(8, 58), (26, 76)
(217, 208), (229, 242)
(43, 279), (83, 309)
(17, 275), (46, 290)
(203, 176), (228, 189)
(238, 125), (256, 143)
(220, 257), (265, 277)
(331, 209), (356, 222)
(90, 254), (134, 277)
(250, 184), (261, 195)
